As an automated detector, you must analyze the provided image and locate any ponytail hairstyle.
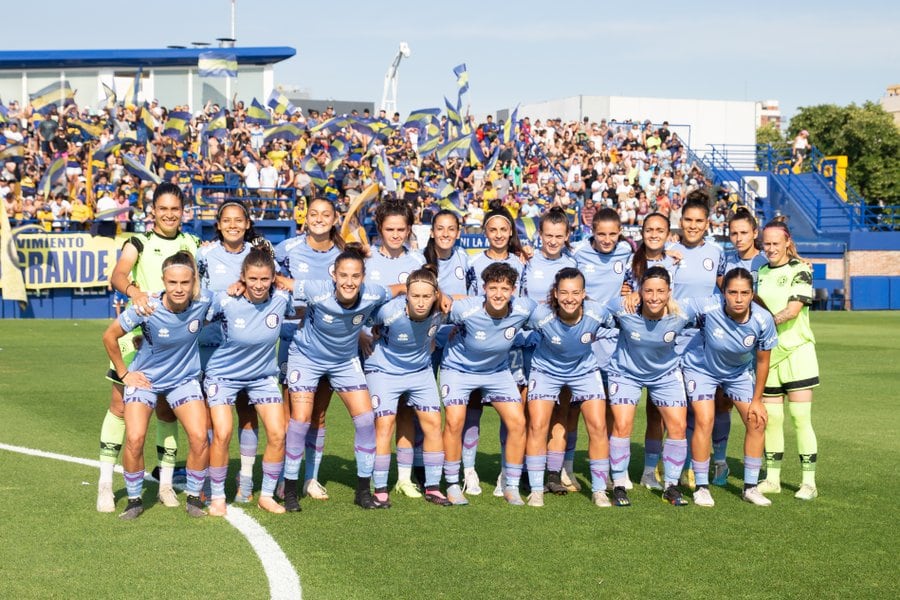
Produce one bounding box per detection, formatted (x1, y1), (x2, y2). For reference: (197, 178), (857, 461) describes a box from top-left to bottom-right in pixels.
(763, 219), (802, 262)
(548, 267), (585, 314)
(721, 266), (755, 293)
(631, 212), (670, 285)
(405, 264), (442, 318)
(682, 189), (711, 218)
(240, 245), (277, 282)
(162, 250), (201, 300)
(640, 265), (680, 317)
(482, 205), (525, 260)
(424, 209), (461, 271)
(539, 206), (572, 250)
(308, 196), (346, 251)
(334, 241), (367, 272)
(591, 206), (628, 248)
(154, 181), (187, 208)
(728, 206), (760, 251)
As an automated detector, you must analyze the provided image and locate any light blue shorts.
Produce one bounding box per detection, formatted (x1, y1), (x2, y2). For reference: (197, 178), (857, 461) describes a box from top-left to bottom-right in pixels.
(683, 368), (755, 404)
(607, 368), (687, 408)
(124, 378), (204, 410)
(439, 368), (520, 407)
(591, 334), (617, 371)
(527, 368), (606, 404)
(204, 376), (283, 408)
(366, 368), (441, 417)
(287, 350), (366, 394)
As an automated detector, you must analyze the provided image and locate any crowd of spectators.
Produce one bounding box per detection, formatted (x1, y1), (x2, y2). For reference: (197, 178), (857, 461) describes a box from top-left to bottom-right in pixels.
(0, 95), (750, 243)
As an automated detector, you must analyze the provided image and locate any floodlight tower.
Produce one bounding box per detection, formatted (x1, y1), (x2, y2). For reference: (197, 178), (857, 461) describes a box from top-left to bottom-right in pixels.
(380, 42), (411, 115)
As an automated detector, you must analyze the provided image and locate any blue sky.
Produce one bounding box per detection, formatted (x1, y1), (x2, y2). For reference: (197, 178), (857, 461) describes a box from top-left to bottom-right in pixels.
(6, 0), (898, 123)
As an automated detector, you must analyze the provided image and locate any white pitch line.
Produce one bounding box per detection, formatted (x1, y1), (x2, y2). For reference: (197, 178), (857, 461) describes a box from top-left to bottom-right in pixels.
(0, 442), (302, 600)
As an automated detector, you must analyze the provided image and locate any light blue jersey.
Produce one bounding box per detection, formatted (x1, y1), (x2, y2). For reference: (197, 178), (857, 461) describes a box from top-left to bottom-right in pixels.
(441, 296), (536, 374)
(119, 291), (212, 391)
(623, 253), (679, 292)
(682, 301), (778, 380)
(436, 247), (470, 297)
(290, 280), (393, 363)
(197, 241), (251, 349)
(722, 250), (767, 287)
(365, 296), (445, 373)
(206, 290), (294, 381)
(275, 234), (340, 283)
(669, 241), (724, 301)
(606, 295), (720, 380)
(527, 300), (609, 377)
(521, 251), (577, 303)
(365, 246), (426, 286)
(466, 251), (525, 295)
(572, 240), (633, 304)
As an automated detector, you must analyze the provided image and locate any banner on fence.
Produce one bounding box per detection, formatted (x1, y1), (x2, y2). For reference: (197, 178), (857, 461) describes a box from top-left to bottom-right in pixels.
(0, 233), (126, 290)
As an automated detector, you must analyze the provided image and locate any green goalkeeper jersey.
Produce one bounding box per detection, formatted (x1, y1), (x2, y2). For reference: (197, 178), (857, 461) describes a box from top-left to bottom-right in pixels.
(757, 258), (815, 353)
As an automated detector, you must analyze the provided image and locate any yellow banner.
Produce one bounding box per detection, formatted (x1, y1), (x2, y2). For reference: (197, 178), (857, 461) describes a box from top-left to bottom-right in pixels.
(0, 232), (128, 290)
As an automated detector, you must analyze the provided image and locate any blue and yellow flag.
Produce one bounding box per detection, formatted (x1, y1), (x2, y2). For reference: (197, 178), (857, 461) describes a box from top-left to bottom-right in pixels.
(435, 134), (473, 164)
(245, 98), (271, 125)
(500, 105), (519, 144)
(263, 123), (305, 143)
(206, 109), (228, 140)
(122, 153), (161, 184)
(162, 111), (191, 141)
(404, 107), (441, 128)
(453, 63), (469, 96)
(37, 157), (66, 198)
(124, 67), (143, 107)
(300, 155), (327, 190)
(266, 90), (296, 116)
(102, 82), (117, 109)
(69, 118), (103, 140)
(29, 81), (76, 115)
(0, 144), (26, 162)
(198, 51), (238, 78)
(484, 146), (501, 173)
(444, 96), (462, 128)
(517, 216), (539, 244)
(438, 196), (466, 218)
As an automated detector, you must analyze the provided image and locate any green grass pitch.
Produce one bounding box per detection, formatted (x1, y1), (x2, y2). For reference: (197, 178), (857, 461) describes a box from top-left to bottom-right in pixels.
(0, 312), (898, 599)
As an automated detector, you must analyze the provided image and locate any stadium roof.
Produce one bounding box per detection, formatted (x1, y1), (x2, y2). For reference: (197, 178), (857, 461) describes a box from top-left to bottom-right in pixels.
(0, 47), (296, 70)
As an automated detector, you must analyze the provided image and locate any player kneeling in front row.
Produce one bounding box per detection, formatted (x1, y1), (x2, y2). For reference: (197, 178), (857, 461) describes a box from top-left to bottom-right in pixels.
(204, 248), (293, 516)
(102, 251), (211, 520)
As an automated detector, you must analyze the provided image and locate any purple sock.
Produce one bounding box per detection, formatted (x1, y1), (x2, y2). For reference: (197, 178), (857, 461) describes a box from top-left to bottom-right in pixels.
(744, 456), (763, 487)
(285, 419), (310, 480)
(185, 467), (207, 496)
(609, 436), (631, 486)
(352, 412), (376, 478)
(692, 458), (710, 487)
(643, 438), (663, 470)
(525, 454), (546, 491)
(209, 465), (228, 500)
(396, 446), (414, 469)
(547, 450), (564, 472)
(589, 458), (610, 493)
(444, 459), (461, 485)
(712, 412), (731, 463)
(304, 427), (326, 481)
(124, 469), (144, 499)
(663, 439), (688, 486)
(462, 406), (482, 469)
(373, 453), (391, 490)
(260, 461), (282, 497)
(423, 451), (444, 488)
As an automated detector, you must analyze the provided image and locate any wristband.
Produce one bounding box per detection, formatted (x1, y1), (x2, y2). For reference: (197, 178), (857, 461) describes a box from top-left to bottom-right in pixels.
(125, 283), (136, 296)
(117, 371), (128, 381)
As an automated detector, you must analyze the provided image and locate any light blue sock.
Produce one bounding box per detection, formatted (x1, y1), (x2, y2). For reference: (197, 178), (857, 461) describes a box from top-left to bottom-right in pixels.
(525, 454), (546, 492)
(590, 458), (610, 493)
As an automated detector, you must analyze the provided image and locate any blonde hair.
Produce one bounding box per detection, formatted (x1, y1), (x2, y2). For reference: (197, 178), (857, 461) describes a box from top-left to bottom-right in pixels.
(162, 251), (201, 300)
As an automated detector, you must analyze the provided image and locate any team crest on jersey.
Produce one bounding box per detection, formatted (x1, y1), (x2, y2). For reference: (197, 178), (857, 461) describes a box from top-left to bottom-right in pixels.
(703, 258), (715, 271)
(428, 325), (438, 338)
(124, 385), (136, 395)
(742, 334), (756, 347)
(328, 264), (336, 276)
(663, 331), (676, 343)
(371, 395), (380, 410)
(686, 380), (696, 393)
(188, 319), (201, 333)
(613, 261), (624, 274)
(454, 266), (465, 280)
(288, 370), (300, 384)
(777, 275), (788, 286)
(580, 332), (593, 344)
(352, 314), (364, 325)
(398, 272), (409, 284)
(207, 383), (219, 398)
(266, 314), (280, 329)
(441, 384), (450, 398)
(504, 327), (516, 340)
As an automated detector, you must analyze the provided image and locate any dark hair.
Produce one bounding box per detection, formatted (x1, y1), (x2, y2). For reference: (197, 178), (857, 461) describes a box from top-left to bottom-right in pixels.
(482, 206), (524, 258)
(641, 264), (671, 286)
(682, 191), (711, 218)
(728, 206), (758, 230)
(375, 197), (414, 232)
(722, 267), (754, 291)
(539, 206), (572, 250)
(424, 209), (461, 270)
(548, 267), (585, 314)
(591, 207), (620, 228)
(154, 182), (186, 207)
(308, 197), (346, 251)
(241, 245), (276, 278)
(631, 212), (670, 285)
(481, 262), (519, 288)
(405, 264), (441, 318)
(214, 200), (274, 258)
(334, 242), (367, 271)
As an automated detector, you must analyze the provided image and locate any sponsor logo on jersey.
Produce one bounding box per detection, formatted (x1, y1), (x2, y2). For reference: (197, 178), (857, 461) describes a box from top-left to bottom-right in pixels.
(159, 328), (170, 338)
(122, 313), (135, 328)
(369, 271), (381, 281)
(533, 269), (544, 279)
(352, 314), (364, 325)
(713, 327), (725, 339)
(703, 258), (714, 271)
(235, 318), (247, 329)
(475, 330), (487, 341)
(266, 314), (279, 329)
(742, 334), (756, 347)
(397, 333), (409, 342)
(663, 331), (676, 343)
(322, 314), (335, 324)
(580, 332), (593, 344)
(214, 263), (226, 274)
(504, 327), (516, 340)
(297, 262), (310, 273)
(551, 335), (562, 345)
(630, 331), (641, 341)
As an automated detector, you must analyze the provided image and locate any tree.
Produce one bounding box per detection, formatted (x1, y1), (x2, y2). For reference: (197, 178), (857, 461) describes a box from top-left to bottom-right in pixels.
(756, 122), (783, 145)
(789, 102), (900, 203)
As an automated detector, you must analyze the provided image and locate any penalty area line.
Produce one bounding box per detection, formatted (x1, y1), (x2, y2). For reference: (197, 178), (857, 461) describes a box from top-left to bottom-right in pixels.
(0, 441), (302, 600)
